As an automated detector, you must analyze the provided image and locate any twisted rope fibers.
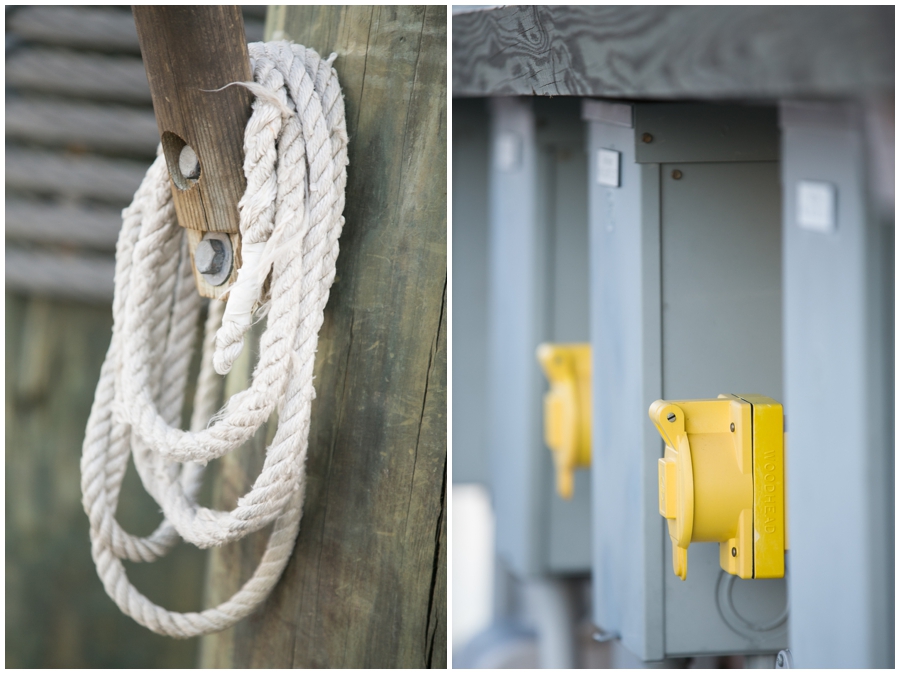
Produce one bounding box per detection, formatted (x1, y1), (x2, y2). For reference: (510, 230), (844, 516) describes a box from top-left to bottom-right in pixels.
(80, 41), (348, 638)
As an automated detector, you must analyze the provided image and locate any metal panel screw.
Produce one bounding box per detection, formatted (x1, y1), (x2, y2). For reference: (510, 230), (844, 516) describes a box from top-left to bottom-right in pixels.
(641, 132), (653, 143)
(592, 627), (615, 643)
(731, 547), (737, 557)
(667, 412), (676, 422)
(776, 650), (793, 669)
(671, 169), (683, 180)
(730, 423), (735, 432)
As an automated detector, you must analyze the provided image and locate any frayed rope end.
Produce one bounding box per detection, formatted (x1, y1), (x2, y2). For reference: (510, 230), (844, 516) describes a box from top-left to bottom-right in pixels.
(201, 81), (295, 118)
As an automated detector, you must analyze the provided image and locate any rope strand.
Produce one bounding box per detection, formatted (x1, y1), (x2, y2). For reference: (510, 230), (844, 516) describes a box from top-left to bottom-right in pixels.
(80, 41), (348, 638)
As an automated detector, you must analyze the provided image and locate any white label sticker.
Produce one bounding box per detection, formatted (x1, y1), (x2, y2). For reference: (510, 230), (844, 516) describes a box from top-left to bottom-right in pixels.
(597, 148), (620, 187)
(495, 133), (522, 172)
(797, 180), (837, 232)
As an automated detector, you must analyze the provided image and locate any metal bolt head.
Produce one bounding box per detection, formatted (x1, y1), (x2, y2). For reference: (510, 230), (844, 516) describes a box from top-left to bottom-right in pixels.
(641, 132), (653, 143)
(195, 238), (225, 275)
(672, 169), (683, 180)
(730, 422), (735, 432)
(731, 547), (737, 557)
(194, 233), (233, 286)
(667, 412), (676, 422)
(179, 144), (200, 181)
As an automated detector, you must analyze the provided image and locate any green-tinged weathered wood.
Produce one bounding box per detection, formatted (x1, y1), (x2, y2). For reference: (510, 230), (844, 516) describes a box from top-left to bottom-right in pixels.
(452, 5), (894, 99)
(4, 293), (207, 668)
(198, 5), (447, 668)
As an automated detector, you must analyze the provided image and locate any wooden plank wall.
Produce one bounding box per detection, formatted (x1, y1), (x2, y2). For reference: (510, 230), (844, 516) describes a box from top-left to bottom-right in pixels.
(197, 6), (448, 668)
(4, 6), (262, 669)
(452, 5), (894, 99)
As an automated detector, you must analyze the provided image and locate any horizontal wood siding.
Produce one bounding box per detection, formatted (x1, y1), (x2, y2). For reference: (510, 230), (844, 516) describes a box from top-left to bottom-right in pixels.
(5, 5), (263, 302)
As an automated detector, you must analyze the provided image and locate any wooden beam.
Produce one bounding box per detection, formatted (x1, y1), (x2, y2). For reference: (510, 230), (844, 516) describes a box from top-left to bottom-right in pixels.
(198, 6), (447, 668)
(452, 5), (894, 99)
(133, 5), (253, 299)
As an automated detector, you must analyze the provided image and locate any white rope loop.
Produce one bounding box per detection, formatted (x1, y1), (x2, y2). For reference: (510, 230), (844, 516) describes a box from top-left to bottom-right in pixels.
(80, 41), (348, 637)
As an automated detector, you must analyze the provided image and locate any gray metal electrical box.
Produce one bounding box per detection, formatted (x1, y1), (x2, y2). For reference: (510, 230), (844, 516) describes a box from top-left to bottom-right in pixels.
(587, 101), (789, 659)
(487, 97), (592, 577)
(452, 98), (491, 486)
(780, 102), (894, 668)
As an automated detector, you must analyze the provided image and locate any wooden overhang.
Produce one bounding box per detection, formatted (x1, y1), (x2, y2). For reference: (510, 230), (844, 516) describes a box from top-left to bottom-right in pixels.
(452, 5), (894, 100)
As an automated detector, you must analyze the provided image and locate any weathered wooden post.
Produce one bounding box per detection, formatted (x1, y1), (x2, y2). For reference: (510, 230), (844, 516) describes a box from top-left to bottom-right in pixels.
(193, 6), (447, 668)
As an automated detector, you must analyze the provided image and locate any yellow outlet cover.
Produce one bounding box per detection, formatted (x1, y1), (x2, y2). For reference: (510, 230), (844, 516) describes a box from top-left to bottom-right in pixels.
(650, 394), (785, 580)
(537, 343), (591, 500)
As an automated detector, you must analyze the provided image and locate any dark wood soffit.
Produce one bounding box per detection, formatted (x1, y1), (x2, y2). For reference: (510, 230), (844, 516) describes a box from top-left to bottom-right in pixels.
(452, 5), (894, 99)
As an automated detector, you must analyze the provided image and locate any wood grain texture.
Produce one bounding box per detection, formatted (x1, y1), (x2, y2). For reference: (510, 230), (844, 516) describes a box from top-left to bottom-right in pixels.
(134, 5), (253, 299)
(133, 5), (250, 235)
(452, 6), (894, 99)
(197, 5), (447, 668)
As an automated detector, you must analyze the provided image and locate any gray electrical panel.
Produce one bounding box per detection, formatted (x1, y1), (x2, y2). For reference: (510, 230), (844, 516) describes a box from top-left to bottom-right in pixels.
(487, 97), (592, 577)
(780, 102), (894, 668)
(452, 98), (491, 486)
(587, 102), (789, 659)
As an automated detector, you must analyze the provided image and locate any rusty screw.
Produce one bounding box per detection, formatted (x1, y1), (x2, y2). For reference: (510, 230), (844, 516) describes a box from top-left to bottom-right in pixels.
(672, 169), (683, 180)
(641, 132), (653, 143)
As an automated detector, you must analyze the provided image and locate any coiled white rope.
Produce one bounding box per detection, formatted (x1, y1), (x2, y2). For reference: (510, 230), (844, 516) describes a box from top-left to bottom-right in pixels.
(80, 41), (348, 638)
